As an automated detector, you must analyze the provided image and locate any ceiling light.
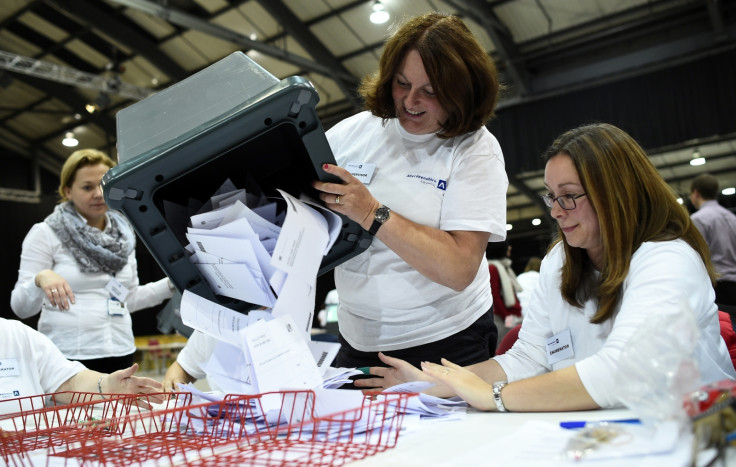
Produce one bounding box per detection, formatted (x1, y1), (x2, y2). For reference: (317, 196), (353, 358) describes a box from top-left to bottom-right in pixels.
(506, 223), (513, 231)
(690, 148), (705, 166)
(62, 132), (78, 147)
(531, 218), (541, 226)
(676, 197), (684, 205)
(723, 187), (736, 196)
(370, 1), (389, 24)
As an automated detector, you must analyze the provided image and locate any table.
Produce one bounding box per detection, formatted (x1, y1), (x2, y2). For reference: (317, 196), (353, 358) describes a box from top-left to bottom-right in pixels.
(348, 408), (707, 466)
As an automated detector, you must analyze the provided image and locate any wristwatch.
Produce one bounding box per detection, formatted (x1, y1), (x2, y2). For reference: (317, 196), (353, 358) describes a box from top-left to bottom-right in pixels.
(492, 381), (509, 412)
(368, 205), (391, 235)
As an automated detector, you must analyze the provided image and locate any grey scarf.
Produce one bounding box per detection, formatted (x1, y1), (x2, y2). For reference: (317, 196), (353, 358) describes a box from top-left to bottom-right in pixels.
(45, 201), (135, 275)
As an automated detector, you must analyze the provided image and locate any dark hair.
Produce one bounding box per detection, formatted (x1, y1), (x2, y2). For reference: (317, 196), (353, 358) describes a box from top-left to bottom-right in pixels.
(690, 173), (719, 200)
(359, 12), (501, 138)
(543, 123), (715, 324)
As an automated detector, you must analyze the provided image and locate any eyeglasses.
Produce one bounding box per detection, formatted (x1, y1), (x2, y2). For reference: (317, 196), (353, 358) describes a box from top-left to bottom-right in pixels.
(541, 193), (586, 210)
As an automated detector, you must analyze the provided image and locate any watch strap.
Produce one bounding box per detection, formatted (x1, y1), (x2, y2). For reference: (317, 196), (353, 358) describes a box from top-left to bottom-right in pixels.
(492, 381), (508, 412)
(369, 219), (382, 235)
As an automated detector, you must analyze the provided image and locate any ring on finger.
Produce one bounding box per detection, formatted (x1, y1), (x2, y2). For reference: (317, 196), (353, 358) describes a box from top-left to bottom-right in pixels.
(441, 368), (451, 376)
(50, 289), (58, 294)
(335, 195), (341, 205)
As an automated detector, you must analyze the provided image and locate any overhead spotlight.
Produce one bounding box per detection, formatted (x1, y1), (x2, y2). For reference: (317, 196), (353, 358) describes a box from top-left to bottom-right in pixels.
(62, 132), (79, 147)
(531, 218), (541, 226)
(86, 93), (111, 114)
(723, 187), (736, 196)
(505, 223), (513, 231)
(370, 1), (389, 24)
(690, 148), (705, 166)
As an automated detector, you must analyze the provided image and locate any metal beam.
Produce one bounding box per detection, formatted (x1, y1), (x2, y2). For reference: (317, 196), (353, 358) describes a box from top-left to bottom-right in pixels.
(0, 50), (153, 100)
(107, 0), (357, 83)
(254, 0), (361, 109)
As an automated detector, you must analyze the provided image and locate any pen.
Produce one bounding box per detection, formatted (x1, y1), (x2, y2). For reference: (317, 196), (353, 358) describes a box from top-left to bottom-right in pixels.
(357, 367), (370, 375)
(559, 418), (641, 429)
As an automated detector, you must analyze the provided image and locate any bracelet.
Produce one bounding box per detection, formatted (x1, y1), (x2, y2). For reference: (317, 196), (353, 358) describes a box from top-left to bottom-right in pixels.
(97, 375), (106, 399)
(492, 381), (508, 412)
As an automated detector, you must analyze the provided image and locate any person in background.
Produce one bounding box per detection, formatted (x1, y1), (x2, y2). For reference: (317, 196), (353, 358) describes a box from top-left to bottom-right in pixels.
(0, 317), (163, 406)
(516, 256), (542, 314)
(312, 12), (508, 369)
(355, 123), (735, 411)
(690, 173), (736, 308)
(10, 149), (175, 374)
(486, 240), (522, 350)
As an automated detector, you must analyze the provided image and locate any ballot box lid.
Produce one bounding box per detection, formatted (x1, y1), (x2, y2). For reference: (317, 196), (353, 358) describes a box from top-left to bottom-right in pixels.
(102, 51), (371, 314)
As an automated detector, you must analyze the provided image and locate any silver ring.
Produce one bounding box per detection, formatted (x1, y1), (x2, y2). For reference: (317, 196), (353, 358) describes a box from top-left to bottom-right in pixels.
(335, 195), (341, 205)
(50, 289), (58, 293)
(441, 368), (451, 376)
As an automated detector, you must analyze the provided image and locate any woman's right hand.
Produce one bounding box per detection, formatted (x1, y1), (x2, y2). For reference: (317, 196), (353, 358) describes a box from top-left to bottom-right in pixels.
(35, 269), (74, 310)
(162, 361), (195, 392)
(353, 352), (456, 398)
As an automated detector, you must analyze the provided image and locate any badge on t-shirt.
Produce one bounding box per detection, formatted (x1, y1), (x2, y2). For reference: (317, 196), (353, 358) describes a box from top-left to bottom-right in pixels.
(346, 162), (376, 184)
(546, 328), (574, 365)
(0, 358), (21, 377)
(107, 297), (129, 317)
(105, 277), (129, 302)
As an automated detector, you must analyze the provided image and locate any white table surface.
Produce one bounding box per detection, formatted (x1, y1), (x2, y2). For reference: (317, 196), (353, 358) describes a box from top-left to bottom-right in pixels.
(347, 408), (695, 467)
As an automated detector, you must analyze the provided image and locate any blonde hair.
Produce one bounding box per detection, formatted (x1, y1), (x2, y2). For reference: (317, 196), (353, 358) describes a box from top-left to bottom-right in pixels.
(58, 149), (116, 202)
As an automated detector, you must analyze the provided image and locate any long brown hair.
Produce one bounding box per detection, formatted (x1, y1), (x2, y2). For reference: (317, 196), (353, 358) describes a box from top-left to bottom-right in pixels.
(359, 12), (501, 138)
(544, 123), (716, 324)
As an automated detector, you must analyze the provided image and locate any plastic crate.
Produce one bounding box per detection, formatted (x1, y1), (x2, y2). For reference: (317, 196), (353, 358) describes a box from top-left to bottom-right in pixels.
(0, 390), (413, 466)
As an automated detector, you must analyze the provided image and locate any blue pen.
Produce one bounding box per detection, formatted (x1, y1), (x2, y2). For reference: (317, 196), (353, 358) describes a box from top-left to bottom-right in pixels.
(559, 418), (641, 429)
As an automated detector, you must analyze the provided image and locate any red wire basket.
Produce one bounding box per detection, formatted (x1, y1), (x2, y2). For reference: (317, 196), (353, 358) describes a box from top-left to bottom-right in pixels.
(0, 390), (414, 466)
(0, 391), (193, 466)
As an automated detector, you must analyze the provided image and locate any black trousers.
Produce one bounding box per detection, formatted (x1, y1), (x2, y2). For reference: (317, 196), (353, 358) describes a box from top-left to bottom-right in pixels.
(73, 353), (135, 374)
(334, 307), (496, 370)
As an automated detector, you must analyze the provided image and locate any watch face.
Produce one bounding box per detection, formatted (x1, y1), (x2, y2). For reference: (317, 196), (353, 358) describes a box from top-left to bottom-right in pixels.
(375, 206), (390, 223)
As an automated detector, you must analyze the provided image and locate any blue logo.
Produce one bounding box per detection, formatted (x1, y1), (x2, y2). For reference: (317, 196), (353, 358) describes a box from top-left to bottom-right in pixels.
(437, 180), (447, 191)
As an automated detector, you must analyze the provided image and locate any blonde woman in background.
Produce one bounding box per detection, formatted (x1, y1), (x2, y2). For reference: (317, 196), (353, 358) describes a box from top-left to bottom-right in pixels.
(11, 149), (174, 373)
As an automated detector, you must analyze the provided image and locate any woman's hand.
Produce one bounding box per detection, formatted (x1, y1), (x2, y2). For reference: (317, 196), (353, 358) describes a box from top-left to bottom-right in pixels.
(421, 359), (495, 411)
(103, 363), (165, 404)
(312, 164), (379, 231)
(162, 361), (196, 392)
(35, 269), (75, 311)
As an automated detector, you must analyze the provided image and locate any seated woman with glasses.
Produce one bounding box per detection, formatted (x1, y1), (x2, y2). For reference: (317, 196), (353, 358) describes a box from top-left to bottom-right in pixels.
(354, 123), (736, 411)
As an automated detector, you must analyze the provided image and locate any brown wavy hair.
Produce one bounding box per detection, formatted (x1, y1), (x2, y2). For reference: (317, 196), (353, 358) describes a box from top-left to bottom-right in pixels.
(359, 12), (501, 138)
(543, 123), (716, 324)
(58, 149), (116, 202)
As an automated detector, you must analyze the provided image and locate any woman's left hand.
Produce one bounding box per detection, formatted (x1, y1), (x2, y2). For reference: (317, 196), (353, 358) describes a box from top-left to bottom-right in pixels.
(421, 359), (496, 411)
(312, 164), (379, 231)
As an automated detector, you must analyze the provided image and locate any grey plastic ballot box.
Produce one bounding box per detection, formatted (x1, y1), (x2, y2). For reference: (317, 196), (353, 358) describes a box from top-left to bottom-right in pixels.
(102, 51), (371, 314)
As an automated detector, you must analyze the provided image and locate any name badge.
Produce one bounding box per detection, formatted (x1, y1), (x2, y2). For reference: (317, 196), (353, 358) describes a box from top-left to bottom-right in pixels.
(107, 298), (129, 317)
(546, 328), (574, 365)
(0, 358), (21, 377)
(346, 162), (376, 184)
(105, 277), (129, 302)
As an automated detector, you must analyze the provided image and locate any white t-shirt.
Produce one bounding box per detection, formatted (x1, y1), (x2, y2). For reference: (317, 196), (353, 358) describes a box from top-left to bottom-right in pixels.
(494, 240), (736, 408)
(516, 270), (540, 315)
(327, 112), (508, 351)
(10, 212), (173, 360)
(176, 330), (220, 392)
(0, 317), (84, 406)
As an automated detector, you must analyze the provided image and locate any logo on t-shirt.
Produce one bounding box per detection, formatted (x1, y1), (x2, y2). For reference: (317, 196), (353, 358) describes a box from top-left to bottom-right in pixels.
(437, 180), (447, 190)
